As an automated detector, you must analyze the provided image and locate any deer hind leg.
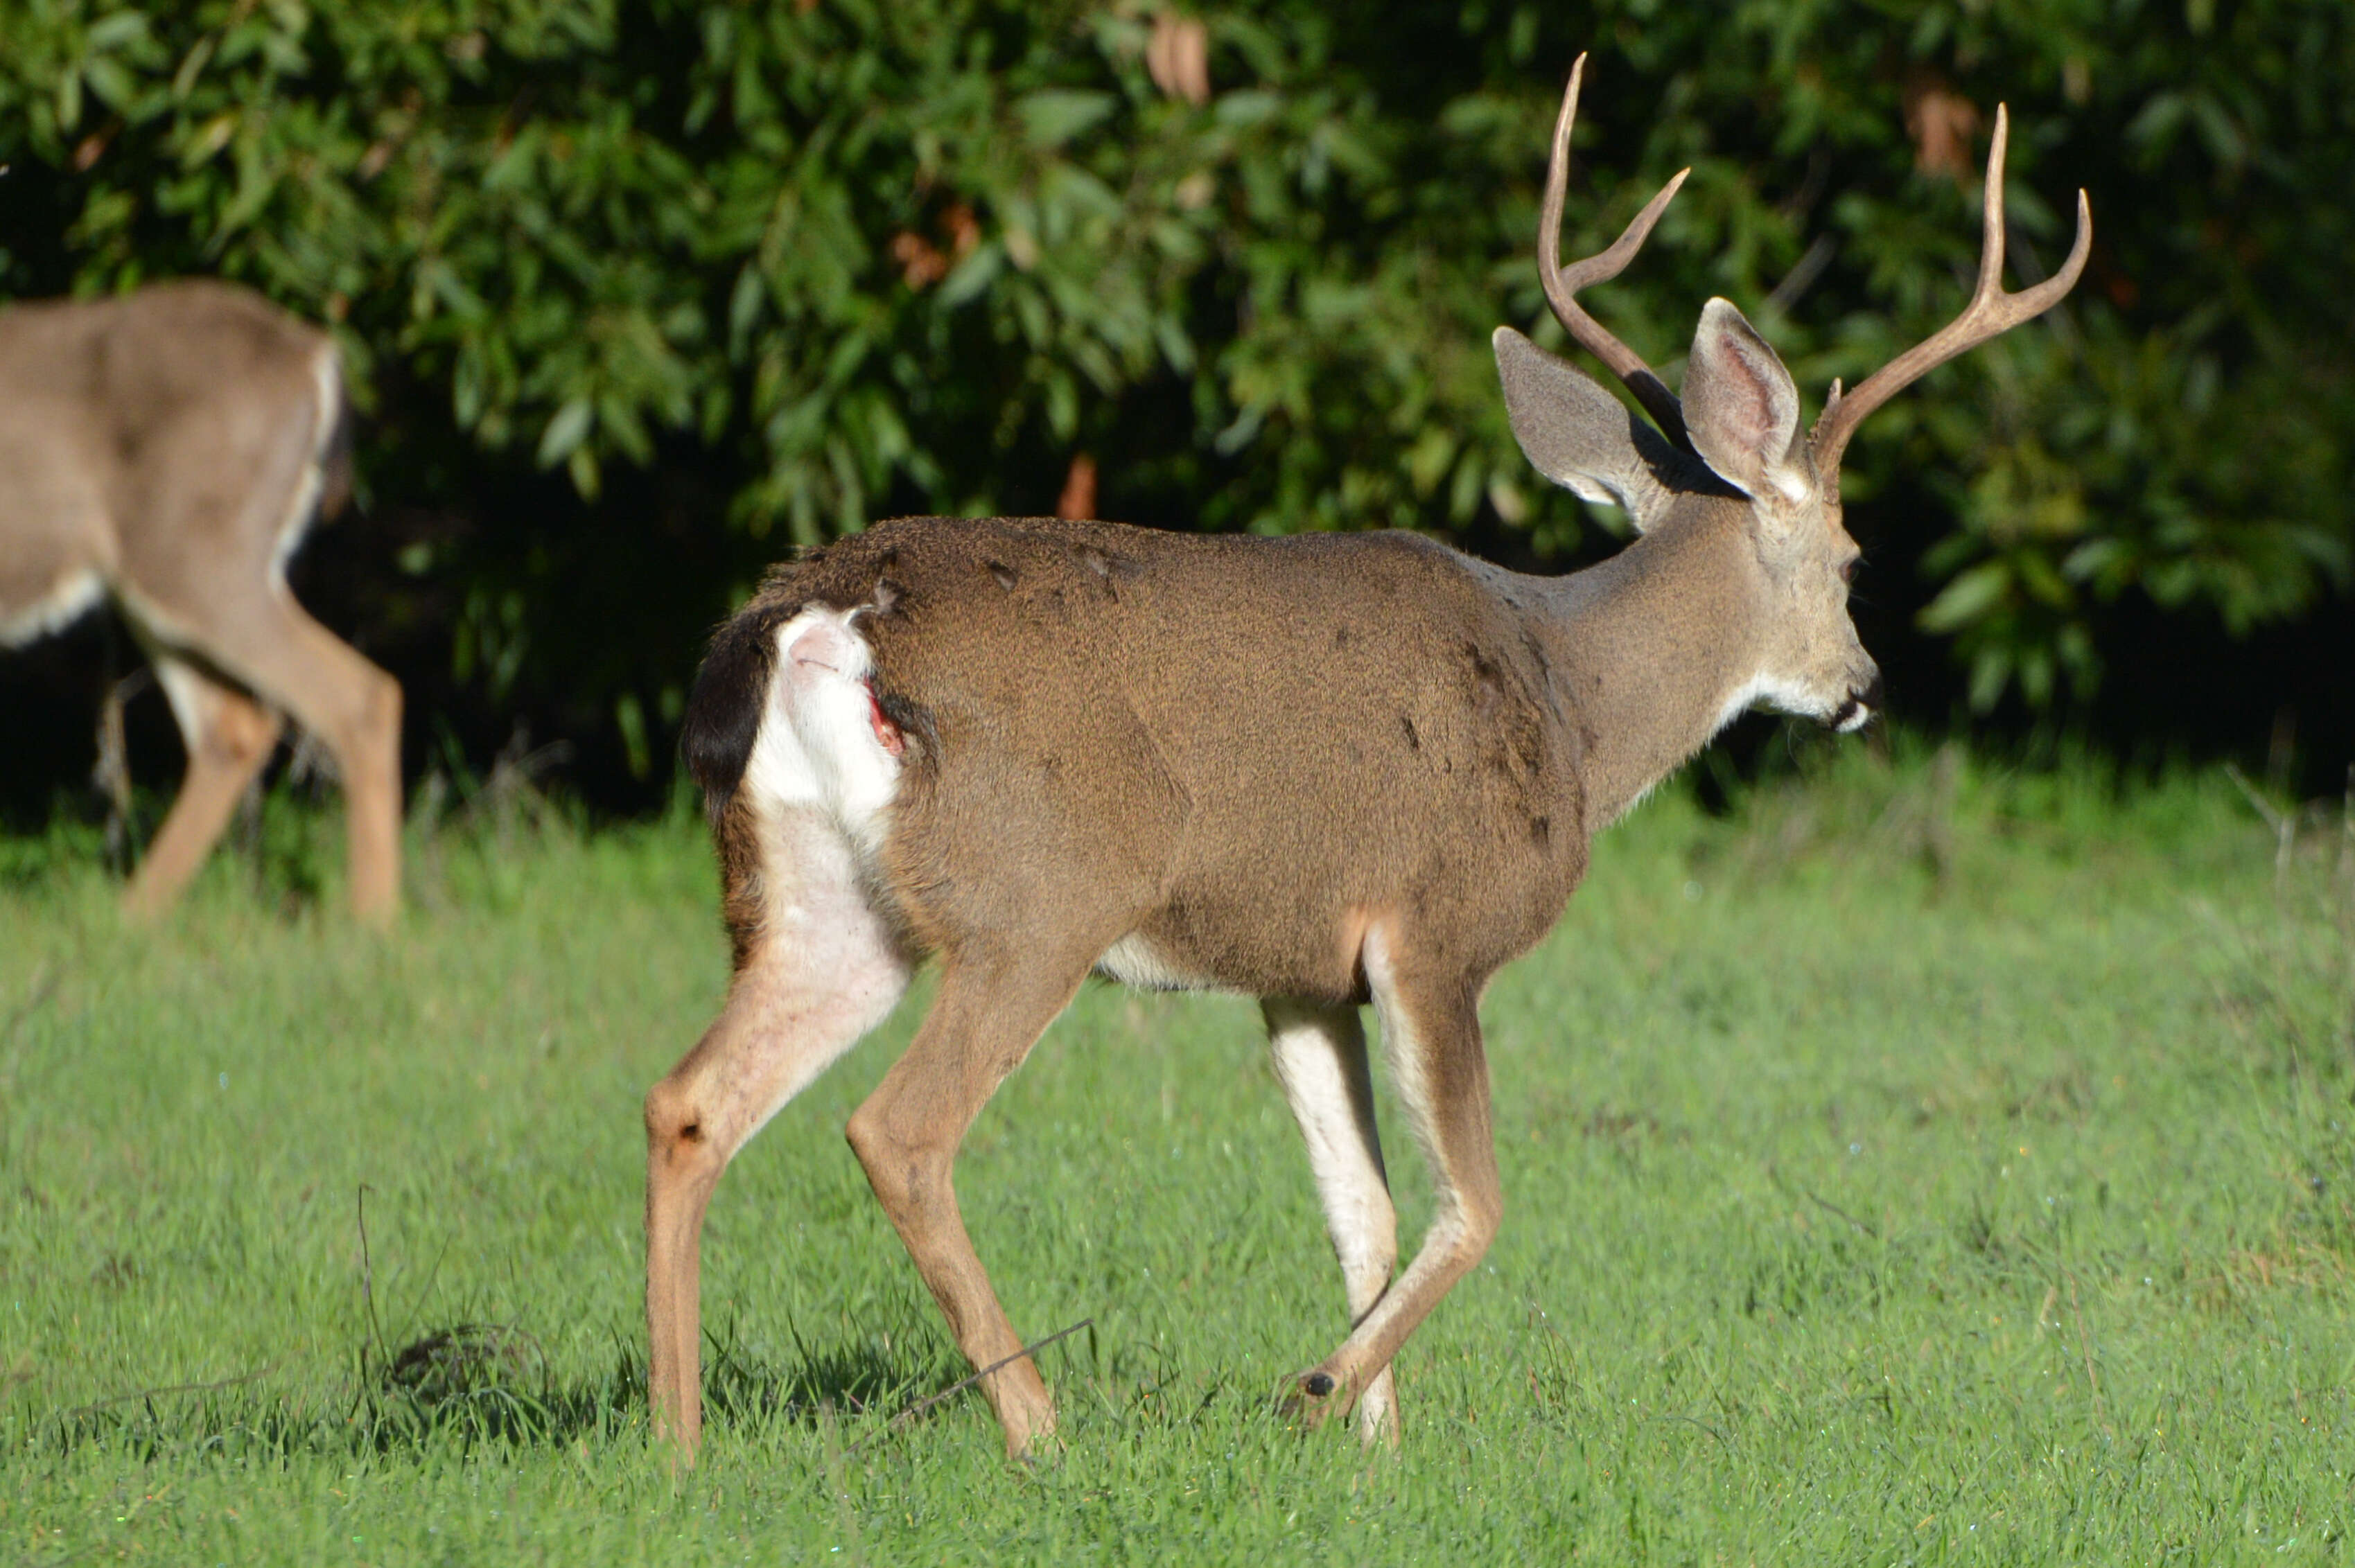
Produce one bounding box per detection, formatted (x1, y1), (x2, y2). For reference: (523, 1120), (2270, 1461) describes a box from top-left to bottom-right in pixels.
(122, 655), (285, 919)
(177, 592), (401, 926)
(1289, 926), (1501, 1434)
(846, 951), (1092, 1459)
(1263, 997), (1401, 1447)
(645, 804), (911, 1461)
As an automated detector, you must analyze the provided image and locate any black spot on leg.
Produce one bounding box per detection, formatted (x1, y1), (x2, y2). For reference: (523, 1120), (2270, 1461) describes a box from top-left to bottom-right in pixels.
(1302, 1372), (1335, 1398)
(679, 1122), (703, 1143)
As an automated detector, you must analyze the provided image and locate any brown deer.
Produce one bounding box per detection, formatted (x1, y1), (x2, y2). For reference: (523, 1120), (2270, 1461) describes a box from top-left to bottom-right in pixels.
(0, 280), (402, 924)
(645, 55), (2088, 1459)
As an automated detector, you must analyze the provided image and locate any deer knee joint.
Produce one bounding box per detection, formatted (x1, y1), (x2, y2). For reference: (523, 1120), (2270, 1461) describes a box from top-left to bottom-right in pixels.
(213, 700), (283, 767)
(842, 1104), (881, 1161)
(356, 667), (402, 755)
(366, 665), (401, 725)
(1458, 1186), (1503, 1253)
(843, 1108), (942, 1205)
(645, 1080), (715, 1170)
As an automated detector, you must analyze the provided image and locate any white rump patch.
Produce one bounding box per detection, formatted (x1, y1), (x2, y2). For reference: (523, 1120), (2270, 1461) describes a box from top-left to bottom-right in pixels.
(742, 606), (904, 852)
(0, 569), (104, 649)
(268, 343), (344, 587)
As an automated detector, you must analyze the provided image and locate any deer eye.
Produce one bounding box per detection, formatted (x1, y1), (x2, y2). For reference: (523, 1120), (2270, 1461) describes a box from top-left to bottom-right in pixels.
(1839, 556), (1861, 585)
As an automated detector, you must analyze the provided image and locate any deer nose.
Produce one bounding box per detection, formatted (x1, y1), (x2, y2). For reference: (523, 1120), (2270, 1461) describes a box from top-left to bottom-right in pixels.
(1832, 671), (1884, 734)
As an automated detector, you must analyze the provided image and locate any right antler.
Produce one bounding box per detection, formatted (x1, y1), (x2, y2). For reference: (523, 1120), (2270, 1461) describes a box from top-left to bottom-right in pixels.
(1538, 53), (1693, 451)
(1809, 104), (2092, 496)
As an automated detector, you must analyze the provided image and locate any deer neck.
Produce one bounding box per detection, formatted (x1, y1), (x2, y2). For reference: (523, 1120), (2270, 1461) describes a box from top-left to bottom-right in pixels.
(1526, 506), (1771, 831)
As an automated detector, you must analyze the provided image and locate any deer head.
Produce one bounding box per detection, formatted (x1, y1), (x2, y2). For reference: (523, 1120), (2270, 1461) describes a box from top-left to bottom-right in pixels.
(1493, 55), (2090, 734)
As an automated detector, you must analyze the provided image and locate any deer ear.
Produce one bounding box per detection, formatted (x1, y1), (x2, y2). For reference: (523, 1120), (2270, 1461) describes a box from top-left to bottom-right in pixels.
(1682, 299), (1814, 511)
(1493, 326), (1676, 531)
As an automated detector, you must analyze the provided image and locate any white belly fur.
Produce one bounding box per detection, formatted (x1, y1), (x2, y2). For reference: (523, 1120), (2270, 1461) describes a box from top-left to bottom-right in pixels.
(1095, 932), (1221, 993)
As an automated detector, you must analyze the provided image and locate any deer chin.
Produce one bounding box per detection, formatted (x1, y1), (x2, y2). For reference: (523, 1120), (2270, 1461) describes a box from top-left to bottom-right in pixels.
(1710, 671), (1830, 737)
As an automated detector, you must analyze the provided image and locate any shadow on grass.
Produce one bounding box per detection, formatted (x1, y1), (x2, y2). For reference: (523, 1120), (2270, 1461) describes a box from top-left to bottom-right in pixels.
(27, 1321), (949, 1464)
(700, 1314), (947, 1432)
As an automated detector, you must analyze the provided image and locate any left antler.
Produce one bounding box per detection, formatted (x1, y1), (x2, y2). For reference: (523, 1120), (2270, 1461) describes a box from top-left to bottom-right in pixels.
(1808, 104), (2092, 497)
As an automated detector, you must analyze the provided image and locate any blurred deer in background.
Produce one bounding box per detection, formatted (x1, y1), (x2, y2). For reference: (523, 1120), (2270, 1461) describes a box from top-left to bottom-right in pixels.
(644, 55), (2087, 1459)
(0, 281), (402, 924)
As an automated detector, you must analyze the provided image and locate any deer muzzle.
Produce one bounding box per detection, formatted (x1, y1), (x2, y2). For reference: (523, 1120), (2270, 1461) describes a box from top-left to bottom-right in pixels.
(1831, 671), (1884, 734)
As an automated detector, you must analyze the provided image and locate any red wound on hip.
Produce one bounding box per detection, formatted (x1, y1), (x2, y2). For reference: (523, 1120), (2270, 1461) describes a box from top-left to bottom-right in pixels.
(865, 680), (905, 758)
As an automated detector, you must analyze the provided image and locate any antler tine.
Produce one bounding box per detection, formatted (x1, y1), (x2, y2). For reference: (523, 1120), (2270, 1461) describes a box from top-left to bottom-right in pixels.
(1539, 53), (1694, 451)
(1810, 104), (2092, 489)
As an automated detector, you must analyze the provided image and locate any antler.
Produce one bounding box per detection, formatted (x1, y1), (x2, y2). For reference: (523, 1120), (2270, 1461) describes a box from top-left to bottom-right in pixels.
(1539, 54), (1693, 451)
(1810, 104), (2092, 493)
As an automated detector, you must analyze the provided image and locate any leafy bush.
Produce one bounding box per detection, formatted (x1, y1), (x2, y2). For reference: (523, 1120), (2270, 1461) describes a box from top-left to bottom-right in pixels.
(1, 0), (2347, 784)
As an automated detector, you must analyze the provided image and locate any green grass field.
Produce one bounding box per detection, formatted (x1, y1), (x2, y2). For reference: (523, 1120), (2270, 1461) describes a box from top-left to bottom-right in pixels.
(3, 746), (2352, 1564)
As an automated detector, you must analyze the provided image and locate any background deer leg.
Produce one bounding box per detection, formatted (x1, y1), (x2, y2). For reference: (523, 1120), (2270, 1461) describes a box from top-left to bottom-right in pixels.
(1288, 931), (1500, 1432)
(1262, 996), (1401, 1447)
(123, 654), (283, 919)
(193, 590), (402, 926)
(845, 952), (1089, 1459)
(642, 805), (909, 1461)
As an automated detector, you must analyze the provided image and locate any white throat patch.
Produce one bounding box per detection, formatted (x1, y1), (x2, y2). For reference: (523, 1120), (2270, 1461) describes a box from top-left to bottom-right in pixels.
(1710, 670), (1823, 737)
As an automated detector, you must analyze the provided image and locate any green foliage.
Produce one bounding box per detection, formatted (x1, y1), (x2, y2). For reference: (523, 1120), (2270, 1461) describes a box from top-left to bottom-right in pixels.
(0, 0), (2347, 736)
(3, 755), (2352, 1558)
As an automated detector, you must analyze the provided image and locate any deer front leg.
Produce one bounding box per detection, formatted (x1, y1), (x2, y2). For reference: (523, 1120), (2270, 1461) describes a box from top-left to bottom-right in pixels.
(845, 952), (1088, 1459)
(643, 807), (909, 1463)
(1288, 928), (1501, 1434)
(1263, 997), (1401, 1447)
(644, 1092), (719, 1456)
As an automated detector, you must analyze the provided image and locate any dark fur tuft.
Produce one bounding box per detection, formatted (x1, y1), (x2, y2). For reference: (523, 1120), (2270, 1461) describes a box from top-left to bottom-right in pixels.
(681, 600), (796, 828)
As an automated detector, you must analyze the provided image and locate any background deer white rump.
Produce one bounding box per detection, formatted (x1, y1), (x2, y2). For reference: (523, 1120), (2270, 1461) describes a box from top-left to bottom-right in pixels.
(644, 56), (2088, 1461)
(0, 280), (403, 924)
